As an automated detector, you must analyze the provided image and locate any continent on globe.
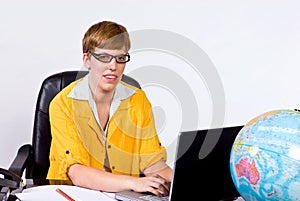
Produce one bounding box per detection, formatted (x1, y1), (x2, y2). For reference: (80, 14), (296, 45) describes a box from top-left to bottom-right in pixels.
(235, 157), (260, 185)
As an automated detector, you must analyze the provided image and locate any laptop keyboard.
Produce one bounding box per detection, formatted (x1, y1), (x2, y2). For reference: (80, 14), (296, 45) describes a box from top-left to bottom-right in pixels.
(140, 194), (169, 201)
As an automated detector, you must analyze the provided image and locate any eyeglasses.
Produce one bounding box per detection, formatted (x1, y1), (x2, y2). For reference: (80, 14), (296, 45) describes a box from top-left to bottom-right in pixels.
(89, 51), (130, 63)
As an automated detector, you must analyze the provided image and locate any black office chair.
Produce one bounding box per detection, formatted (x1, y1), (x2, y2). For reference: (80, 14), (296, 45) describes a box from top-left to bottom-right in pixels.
(5, 70), (141, 184)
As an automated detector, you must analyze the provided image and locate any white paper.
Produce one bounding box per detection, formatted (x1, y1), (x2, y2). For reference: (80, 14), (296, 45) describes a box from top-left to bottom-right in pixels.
(15, 185), (116, 201)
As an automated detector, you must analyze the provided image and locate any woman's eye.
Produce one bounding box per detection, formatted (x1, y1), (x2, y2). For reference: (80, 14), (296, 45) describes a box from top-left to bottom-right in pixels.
(117, 56), (126, 61)
(99, 55), (111, 61)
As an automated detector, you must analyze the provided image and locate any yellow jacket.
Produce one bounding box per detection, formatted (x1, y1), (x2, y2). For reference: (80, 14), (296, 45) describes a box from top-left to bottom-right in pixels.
(47, 76), (167, 182)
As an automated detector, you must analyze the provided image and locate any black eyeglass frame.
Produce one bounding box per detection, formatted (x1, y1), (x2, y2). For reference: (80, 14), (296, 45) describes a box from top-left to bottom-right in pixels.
(89, 51), (130, 64)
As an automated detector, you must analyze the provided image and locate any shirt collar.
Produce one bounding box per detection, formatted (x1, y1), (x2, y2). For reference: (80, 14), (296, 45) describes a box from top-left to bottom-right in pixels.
(68, 74), (136, 101)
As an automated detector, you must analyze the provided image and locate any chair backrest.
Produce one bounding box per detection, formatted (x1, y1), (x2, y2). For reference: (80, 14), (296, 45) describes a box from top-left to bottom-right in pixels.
(26, 71), (141, 179)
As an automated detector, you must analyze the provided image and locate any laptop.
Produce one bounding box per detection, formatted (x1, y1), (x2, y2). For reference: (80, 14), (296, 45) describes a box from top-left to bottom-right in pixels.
(115, 125), (244, 201)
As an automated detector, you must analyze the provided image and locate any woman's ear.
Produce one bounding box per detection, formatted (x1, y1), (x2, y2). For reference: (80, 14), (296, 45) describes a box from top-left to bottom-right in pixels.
(82, 53), (91, 70)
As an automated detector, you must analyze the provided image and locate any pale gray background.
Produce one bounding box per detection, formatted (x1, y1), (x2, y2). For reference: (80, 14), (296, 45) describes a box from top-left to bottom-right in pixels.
(1, 0), (299, 169)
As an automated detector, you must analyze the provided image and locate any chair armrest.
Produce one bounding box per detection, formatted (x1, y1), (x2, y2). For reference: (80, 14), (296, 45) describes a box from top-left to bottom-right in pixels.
(8, 144), (32, 179)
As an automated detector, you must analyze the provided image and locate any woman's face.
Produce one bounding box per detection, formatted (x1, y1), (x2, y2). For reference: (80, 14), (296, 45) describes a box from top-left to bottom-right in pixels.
(83, 48), (128, 93)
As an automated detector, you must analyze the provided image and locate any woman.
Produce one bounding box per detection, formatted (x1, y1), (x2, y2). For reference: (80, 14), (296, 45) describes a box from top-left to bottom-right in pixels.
(47, 20), (173, 196)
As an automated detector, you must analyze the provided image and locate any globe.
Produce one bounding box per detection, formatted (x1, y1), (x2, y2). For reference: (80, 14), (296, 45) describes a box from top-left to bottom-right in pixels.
(229, 109), (300, 201)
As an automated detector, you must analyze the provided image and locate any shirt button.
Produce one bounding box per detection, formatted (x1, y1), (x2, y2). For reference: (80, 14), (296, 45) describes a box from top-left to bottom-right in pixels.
(107, 144), (111, 149)
(112, 166), (115, 170)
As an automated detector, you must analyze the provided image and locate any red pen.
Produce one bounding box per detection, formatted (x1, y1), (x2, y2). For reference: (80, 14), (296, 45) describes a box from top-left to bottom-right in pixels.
(56, 188), (76, 201)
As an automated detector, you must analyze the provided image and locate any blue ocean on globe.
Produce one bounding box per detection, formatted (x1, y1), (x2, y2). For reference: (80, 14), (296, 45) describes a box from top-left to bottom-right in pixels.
(230, 109), (300, 201)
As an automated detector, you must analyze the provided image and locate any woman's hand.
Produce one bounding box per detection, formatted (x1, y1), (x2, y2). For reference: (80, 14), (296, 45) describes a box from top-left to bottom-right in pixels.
(130, 174), (171, 196)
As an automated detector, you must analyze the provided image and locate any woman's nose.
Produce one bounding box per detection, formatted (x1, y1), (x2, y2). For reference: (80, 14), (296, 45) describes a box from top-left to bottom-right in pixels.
(108, 59), (118, 70)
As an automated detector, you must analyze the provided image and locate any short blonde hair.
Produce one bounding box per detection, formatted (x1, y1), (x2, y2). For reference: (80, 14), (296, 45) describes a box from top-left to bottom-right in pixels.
(82, 21), (131, 53)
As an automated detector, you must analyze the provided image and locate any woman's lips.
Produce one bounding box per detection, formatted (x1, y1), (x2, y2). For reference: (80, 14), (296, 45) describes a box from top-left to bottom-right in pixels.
(103, 74), (117, 81)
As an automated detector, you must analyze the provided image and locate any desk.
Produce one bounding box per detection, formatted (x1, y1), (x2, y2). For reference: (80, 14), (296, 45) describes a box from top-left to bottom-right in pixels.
(10, 179), (246, 201)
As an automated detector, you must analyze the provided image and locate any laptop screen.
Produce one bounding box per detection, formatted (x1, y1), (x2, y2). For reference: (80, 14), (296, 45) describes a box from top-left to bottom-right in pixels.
(169, 125), (244, 201)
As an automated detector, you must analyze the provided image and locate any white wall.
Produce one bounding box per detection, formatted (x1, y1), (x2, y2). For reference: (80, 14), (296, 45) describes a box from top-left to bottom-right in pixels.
(1, 0), (299, 168)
